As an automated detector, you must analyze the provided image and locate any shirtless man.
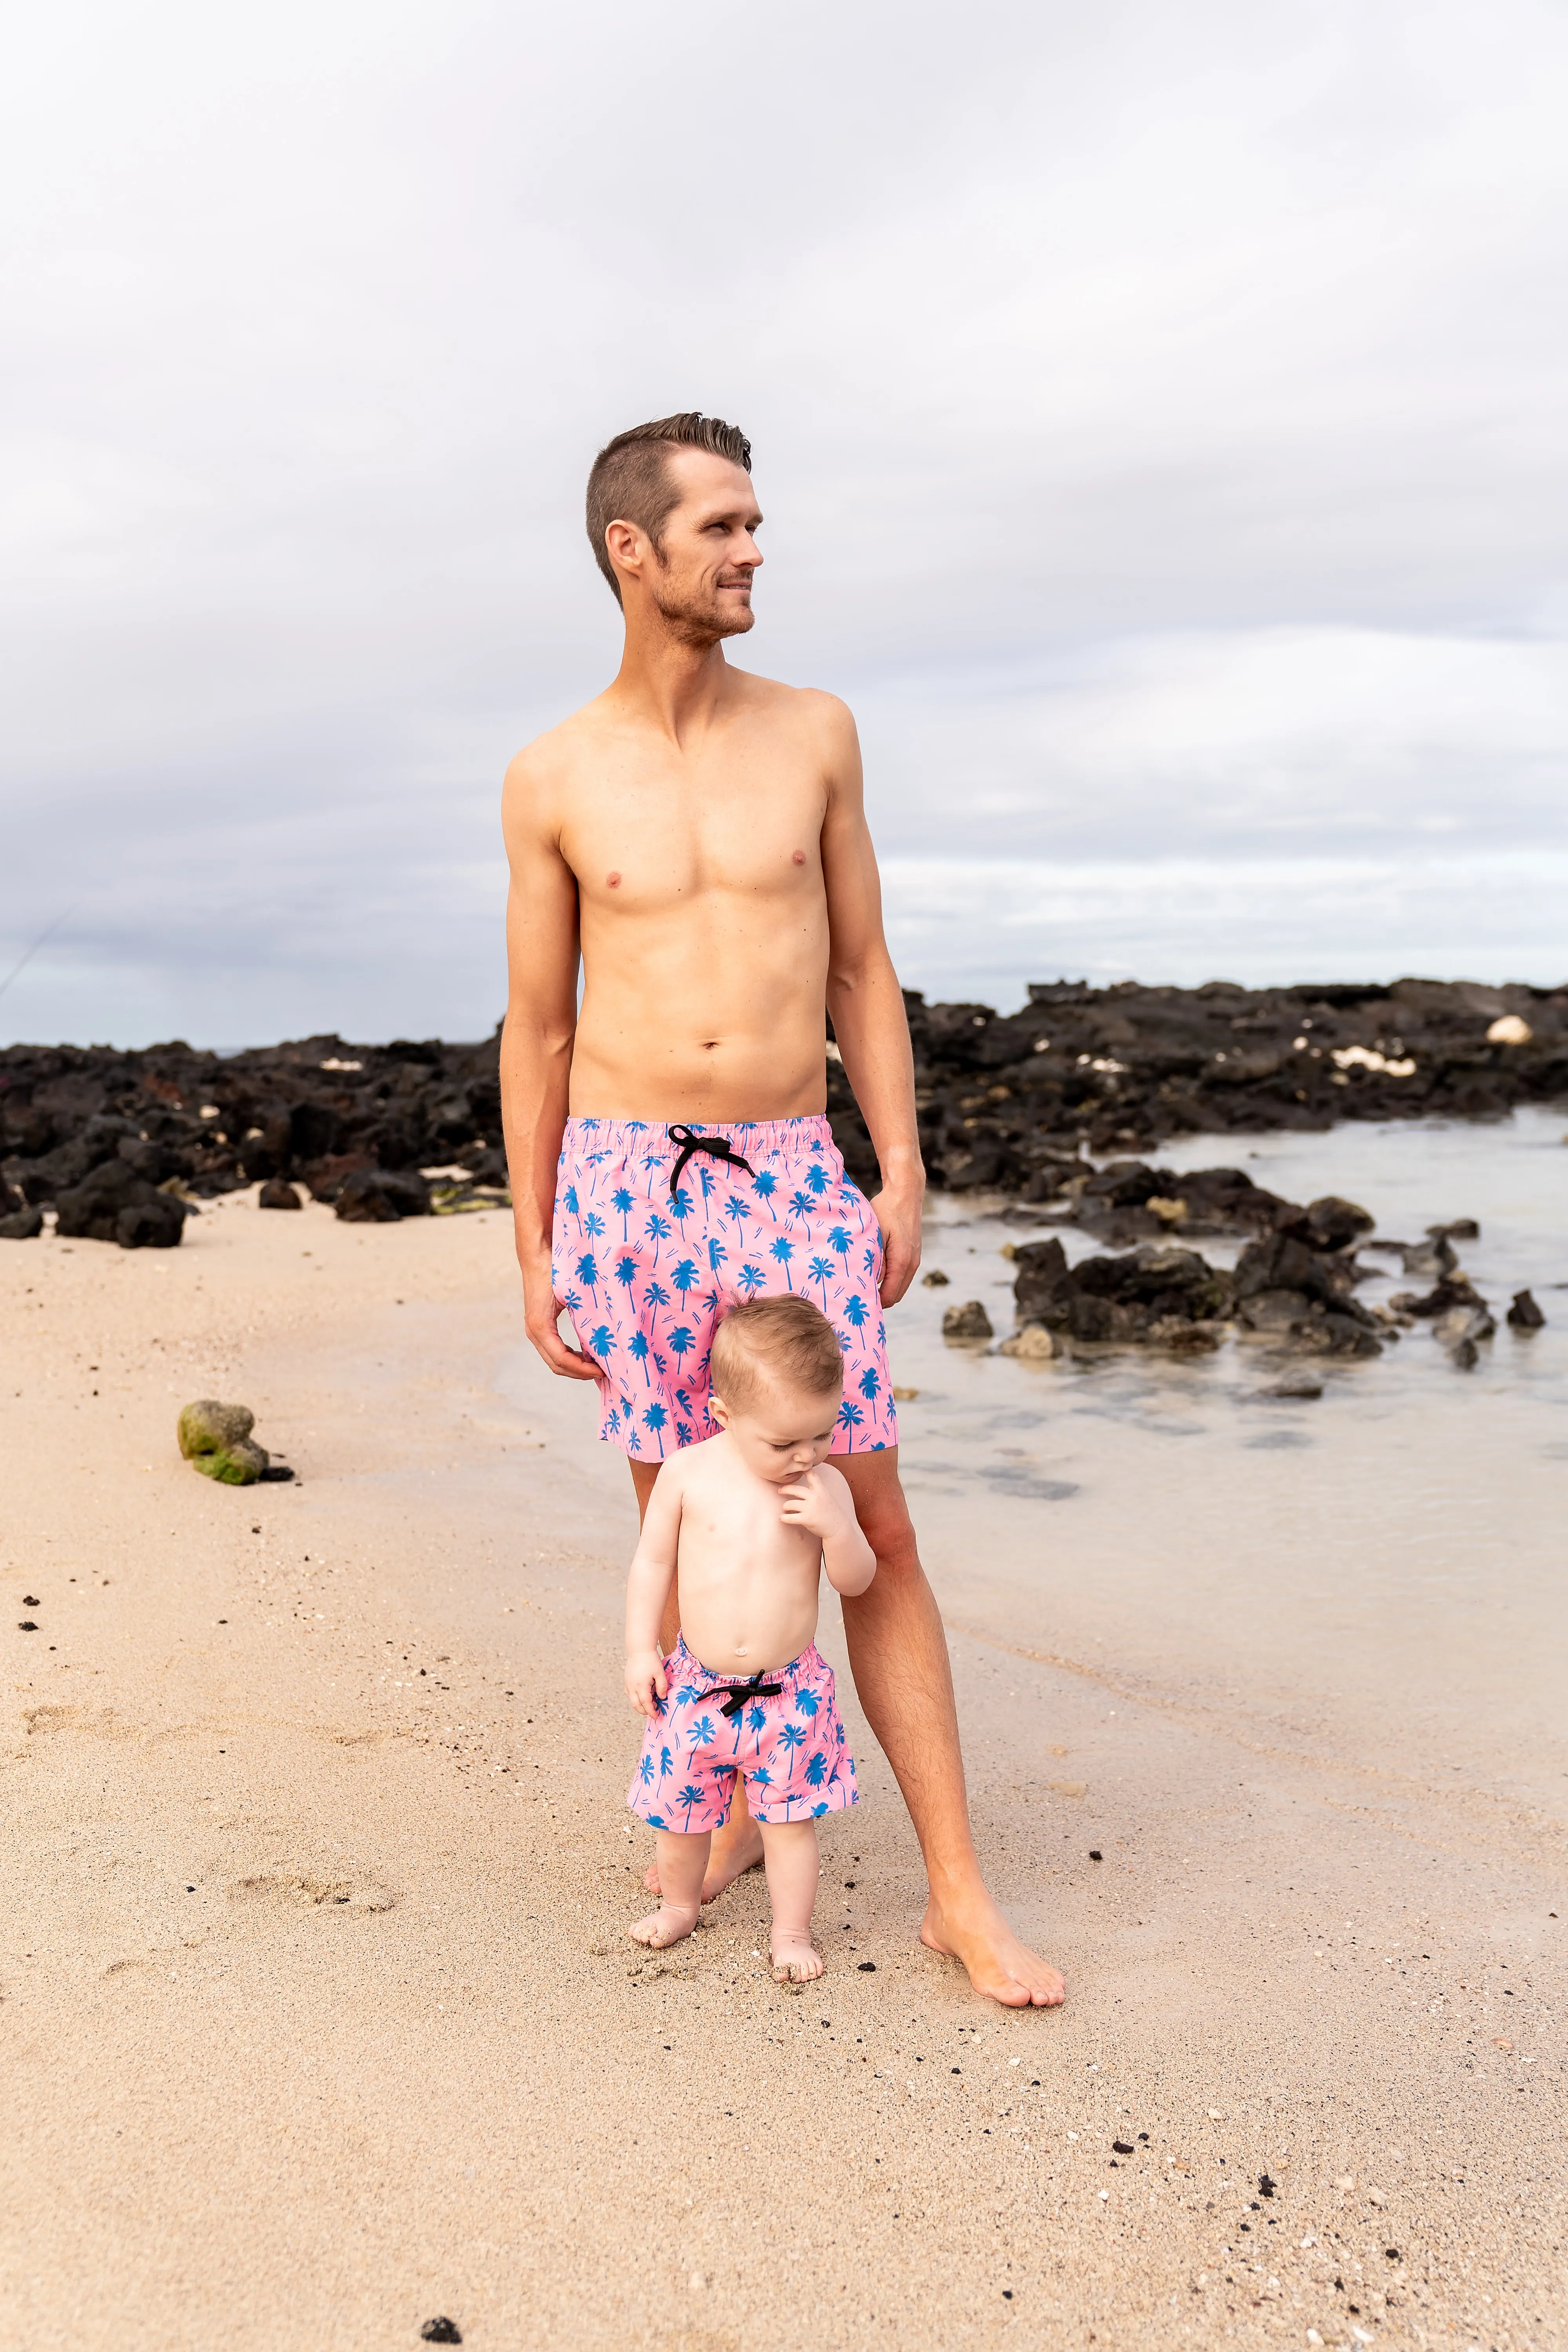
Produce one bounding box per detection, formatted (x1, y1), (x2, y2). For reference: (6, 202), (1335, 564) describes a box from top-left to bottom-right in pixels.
(499, 411), (1063, 2007)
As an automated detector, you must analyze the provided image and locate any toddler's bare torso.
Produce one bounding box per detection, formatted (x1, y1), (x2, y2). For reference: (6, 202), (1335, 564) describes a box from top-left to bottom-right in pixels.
(671, 1436), (832, 1675)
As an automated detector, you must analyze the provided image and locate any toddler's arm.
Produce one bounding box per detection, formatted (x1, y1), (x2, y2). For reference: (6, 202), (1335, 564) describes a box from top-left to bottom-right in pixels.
(779, 1463), (876, 1596)
(624, 1462), (682, 1716)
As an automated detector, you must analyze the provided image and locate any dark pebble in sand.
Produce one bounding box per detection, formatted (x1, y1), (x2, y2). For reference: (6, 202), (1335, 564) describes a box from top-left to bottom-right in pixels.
(260, 1464), (296, 1482)
(18, 1621), (37, 1632)
(23, 1595), (39, 1606)
(1259, 2173), (1276, 2196)
(858, 1960), (877, 1972)
(1089, 1849), (1103, 1861)
(1385, 2248), (1401, 2261)
(420, 2323), (462, 2345)
(1112, 2140), (1134, 2154)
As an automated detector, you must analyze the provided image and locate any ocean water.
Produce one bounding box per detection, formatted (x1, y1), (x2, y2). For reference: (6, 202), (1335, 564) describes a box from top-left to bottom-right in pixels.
(884, 1107), (1568, 1816)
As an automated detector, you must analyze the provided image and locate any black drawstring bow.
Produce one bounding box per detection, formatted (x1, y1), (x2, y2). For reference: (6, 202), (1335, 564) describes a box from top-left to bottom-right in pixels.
(712, 1671), (784, 1720)
(666, 1122), (756, 1201)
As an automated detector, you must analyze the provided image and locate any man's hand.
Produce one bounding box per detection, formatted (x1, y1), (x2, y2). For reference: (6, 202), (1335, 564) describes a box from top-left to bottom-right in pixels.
(869, 1182), (924, 1308)
(522, 1263), (602, 1382)
(625, 1648), (668, 1718)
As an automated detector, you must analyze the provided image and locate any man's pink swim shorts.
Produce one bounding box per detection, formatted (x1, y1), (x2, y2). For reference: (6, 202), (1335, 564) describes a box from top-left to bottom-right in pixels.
(627, 1635), (858, 1831)
(552, 1116), (898, 1461)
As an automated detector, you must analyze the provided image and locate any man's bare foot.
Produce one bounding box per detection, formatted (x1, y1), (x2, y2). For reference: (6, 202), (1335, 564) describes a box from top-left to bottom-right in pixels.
(770, 1931), (824, 1983)
(920, 1889), (1066, 2007)
(643, 1815), (765, 1903)
(630, 1900), (701, 1951)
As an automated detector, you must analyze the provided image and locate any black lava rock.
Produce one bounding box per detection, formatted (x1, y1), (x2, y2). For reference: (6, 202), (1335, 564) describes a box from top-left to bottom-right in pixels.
(334, 1165), (432, 1223)
(54, 1159), (187, 1248)
(1507, 1289), (1546, 1330)
(420, 2322), (463, 2345)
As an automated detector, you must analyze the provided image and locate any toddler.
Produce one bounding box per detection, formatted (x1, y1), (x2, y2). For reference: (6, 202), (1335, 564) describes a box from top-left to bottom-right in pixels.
(624, 1294), (876, 1980)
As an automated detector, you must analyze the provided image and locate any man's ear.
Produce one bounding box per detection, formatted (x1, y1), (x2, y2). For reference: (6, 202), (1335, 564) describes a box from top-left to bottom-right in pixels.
(709, 1392), (731, 1430)
(603, 518), (643, 586)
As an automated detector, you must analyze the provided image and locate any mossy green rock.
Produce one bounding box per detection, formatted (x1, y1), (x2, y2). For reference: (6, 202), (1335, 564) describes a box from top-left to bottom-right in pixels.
(178, 1401), (268, 1484)
(191, 1440), (269, 1486)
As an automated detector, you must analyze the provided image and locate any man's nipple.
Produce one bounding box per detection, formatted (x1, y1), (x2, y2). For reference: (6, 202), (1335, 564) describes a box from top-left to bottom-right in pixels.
(791, 850), (806, 866)
(606, 871), (621, 888)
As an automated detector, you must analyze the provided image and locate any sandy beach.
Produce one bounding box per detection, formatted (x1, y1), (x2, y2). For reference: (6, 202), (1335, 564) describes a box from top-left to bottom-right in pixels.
(2, 1185), (1562, 2352)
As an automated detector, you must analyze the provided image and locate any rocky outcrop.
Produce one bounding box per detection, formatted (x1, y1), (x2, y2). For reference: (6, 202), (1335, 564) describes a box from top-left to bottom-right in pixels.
(825, 977), (1567, 1194)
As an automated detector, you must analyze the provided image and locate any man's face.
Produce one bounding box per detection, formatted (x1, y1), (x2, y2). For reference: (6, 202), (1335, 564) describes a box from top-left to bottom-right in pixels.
(710, 1378), (840, 1484)
(646, 448), (762, 643)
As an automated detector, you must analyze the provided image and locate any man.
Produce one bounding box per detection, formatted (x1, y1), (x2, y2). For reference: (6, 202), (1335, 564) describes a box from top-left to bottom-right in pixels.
(499, 412), (1064, 2008)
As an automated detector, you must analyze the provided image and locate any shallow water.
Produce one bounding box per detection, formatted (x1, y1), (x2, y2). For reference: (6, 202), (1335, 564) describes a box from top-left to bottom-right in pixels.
(883, 1107), (1568, 1817)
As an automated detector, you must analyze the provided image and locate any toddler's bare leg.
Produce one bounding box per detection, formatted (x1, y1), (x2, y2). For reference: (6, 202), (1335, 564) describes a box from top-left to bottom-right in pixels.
(760, 1819), (823, 1982)
(630, 1830), (708, 1949)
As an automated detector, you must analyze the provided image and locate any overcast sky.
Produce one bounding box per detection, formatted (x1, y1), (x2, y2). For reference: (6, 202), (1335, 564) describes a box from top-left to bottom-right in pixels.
(3, 0), (1566, 1045)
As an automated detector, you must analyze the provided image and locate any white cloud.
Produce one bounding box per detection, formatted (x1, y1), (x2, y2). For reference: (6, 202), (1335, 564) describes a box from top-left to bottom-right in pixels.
(2, 0), (1566, 1042)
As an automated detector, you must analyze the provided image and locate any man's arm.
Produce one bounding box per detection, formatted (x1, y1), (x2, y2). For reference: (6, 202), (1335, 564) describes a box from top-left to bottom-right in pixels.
(499, 744), (600, 1381)
(815, 696), (925, 1307)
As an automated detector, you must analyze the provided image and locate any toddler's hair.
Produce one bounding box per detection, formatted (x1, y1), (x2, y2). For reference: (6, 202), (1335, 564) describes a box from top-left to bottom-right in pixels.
(708, 1294), (845, 1413)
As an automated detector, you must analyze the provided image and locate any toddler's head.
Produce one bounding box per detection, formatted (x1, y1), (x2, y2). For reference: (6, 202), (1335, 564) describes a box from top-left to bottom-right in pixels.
(708, 1295), (845, 1483)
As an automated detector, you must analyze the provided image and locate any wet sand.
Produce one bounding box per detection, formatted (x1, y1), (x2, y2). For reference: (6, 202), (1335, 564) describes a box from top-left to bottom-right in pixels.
(1, 1186), (1563, 2351)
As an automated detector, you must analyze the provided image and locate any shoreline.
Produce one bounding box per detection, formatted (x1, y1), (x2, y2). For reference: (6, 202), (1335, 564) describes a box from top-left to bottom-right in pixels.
(2, 1189), (1562, 2348)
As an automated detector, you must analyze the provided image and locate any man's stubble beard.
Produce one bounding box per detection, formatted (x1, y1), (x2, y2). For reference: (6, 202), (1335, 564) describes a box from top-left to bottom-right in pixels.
(650, 568), (756, 650)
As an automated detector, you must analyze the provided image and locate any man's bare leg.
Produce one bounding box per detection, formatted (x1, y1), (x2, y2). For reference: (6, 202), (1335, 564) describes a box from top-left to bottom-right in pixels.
(835, 1449), (1065, 2009)
(630, 1458), (765, 1902)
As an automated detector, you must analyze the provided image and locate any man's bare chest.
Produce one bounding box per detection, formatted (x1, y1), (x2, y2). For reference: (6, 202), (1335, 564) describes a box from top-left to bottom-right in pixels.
(561, 753), (827, 911)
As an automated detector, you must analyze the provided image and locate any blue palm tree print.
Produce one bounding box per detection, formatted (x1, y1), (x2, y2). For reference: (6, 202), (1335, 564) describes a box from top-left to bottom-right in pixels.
(794, 1687), (820, 1720)
(583, 1210), (606, 1239)
(789, 1189), (814, 1226)
(804, 1751), (828, 1789)
(753, 1169), (777, 1216)
(668, 1326), (694, 1364)
(672, 1257), (699, 1298)
(842, 1294), (869, 1330)
(687, 1713), (717, 1750)
(563, 1184), (580, 1216)
(644, 1401), (669, 1441)
(746, 1701), (768, 1752)
(612, 1187), (634, 1238)
(638, 1754), (654, 1789)
(659, 1744), (674, 1781)
(858, 1367), (881, 1402)
(769, 1236), (795, 1289)
(589, 1323), (615, 1361)
(706, 1236), (727, 1274)
(575, 1252), (599, 1293)
(806, 1162), (829, 1197)
(739, 1263), (765, 1298)
(678, 1782), (706, 1829)
(828, 1224), (851, 1260)
(838, 1398), (865, 1434)
(645, 1211), (672, 1261)
(808, 1254), (835, 1301)
(615, 1254), (638, 1293)
(629, 1332), (651, 1383)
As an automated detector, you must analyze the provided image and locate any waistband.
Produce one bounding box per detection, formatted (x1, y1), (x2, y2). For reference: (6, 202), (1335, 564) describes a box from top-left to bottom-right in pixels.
(666, 1633), (820, 1687)
(563, 1116), (834, 1162)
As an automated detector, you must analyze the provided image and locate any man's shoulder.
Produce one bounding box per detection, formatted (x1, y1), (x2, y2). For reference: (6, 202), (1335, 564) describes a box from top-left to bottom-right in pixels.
(503, 691), (617, 799)
(728, 668), (854, 731)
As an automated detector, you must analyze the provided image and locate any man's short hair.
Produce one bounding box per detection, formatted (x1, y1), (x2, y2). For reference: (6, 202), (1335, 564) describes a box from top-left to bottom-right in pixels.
(585, 412), (752, 606)
(709, 1294), (844, 1415)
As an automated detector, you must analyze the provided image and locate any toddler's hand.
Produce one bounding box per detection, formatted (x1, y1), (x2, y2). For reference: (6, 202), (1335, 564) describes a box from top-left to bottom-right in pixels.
(625, 1649), (668, 1718)
(779, 1466), (854, 1541)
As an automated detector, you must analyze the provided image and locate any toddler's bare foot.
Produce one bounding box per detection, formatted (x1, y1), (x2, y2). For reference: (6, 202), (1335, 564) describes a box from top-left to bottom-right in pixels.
(770, 1931), (824, 1983)
(643, 1814), (764, 1902)
(630, 1900), (700, 1951)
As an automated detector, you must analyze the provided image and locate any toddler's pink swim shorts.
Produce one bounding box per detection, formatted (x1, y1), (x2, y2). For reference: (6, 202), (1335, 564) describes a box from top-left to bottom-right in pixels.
(628, 1635), (858, 1832)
